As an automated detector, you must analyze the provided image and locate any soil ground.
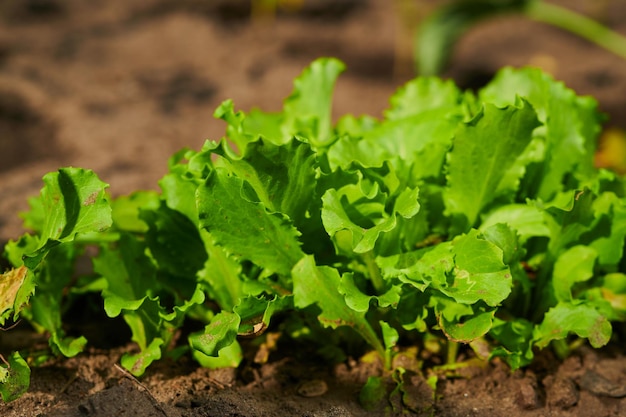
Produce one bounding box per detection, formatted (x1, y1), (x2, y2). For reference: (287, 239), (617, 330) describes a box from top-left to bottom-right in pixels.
(1, 0), (626, 416)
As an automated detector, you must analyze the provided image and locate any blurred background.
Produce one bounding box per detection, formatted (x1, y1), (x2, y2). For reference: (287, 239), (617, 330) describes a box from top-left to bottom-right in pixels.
(1, 0), (625, 242)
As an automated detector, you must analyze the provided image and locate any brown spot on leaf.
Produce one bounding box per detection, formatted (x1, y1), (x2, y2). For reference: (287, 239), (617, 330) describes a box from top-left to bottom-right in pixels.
(83, 191), (99, 206)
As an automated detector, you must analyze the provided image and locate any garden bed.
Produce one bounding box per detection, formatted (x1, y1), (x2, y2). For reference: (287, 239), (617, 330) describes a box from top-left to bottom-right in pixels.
(1, 1), (626, 416)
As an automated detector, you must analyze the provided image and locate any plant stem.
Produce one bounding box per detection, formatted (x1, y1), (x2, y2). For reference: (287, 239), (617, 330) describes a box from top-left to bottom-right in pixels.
(551, 338), (571, 359)
(362, 250), (385, 294)
(447, 340), (459, 365)
(356, 321), (387, 367)
(525, 1), (626, 60)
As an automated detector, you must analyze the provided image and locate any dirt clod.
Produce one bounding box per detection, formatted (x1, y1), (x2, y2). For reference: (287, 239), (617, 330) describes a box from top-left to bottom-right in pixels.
(580, 370), (626, 398)
(546, 376), (580, 409)
(515, 376), (540, 410)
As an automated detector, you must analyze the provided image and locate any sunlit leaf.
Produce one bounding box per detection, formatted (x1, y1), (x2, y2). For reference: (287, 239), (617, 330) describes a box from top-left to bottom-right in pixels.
(534, 302), (612, 348)
(292, 255), (384, 357)
(445, 100), (539, 232)
(189, 311), (240, 358)
(23, 168), (112, 269)
(197, 168), (304, 277)
(0, 352), (30, 402)
(0, 266), (31, 325)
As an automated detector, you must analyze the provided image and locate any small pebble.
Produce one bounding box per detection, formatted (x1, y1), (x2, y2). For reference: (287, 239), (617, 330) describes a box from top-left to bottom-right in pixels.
(297, 379), (328, 397)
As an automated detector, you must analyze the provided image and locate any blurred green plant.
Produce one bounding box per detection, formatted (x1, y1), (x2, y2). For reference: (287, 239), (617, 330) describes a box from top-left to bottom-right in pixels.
(250, 0), (303, 21)
(415, 0), (626, 76)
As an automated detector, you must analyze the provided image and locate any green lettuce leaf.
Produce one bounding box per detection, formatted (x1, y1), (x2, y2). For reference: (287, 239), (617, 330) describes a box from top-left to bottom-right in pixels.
(196, 167), (304, 278)
(321, 169), (420, 255)
(121, 338), (163, 377)
(282, 57), (345, 147)
(234, 294), (292, 337)
(29, 244), (86, 357)
(588, 192), (626, 268)
(489, 318), (535, 369)
(445, 100), (539, 233)
(198, 233), (243, 311)
(552, 245), (598, 302)
(292, 255), (385, 357)
(23, 168), (112, 269)
(110, 191), (160, 233)
(213, 137), (318, 227)
(433, 295), (496, 343)
(140, 204), (208, 290)
(534, 302), (612, 348)
(0, 352), (30, 403)
(385, 76), (465, 120)
(338, 273), (402, 313)
(189, 311), (241, 358)
(95, 234), (157, 318)
(192, 341), (243, 369)
(480, 67), (602, 201)
(381, 229), (512, 307)
(480, 204), (552, 243)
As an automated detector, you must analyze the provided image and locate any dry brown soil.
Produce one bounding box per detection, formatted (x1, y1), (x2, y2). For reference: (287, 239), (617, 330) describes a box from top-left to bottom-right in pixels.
(1, 1), (626, 416)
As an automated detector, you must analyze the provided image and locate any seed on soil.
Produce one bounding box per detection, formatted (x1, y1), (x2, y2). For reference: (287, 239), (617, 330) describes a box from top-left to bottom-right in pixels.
(297, 379), (328, 397)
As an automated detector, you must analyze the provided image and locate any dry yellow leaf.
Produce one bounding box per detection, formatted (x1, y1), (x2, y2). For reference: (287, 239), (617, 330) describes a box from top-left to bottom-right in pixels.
(0, 266), (28, 318)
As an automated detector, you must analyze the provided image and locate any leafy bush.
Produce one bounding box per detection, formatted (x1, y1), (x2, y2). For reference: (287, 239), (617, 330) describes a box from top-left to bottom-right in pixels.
(1, 58), (625, 404)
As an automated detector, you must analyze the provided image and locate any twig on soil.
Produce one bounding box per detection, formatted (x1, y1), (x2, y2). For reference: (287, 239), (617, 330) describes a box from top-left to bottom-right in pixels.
(59, 373), (79, 394)
(114, 363), (170, 417)
(206, 376), (229, 390)
(0, 320), (22, 331)
(243, 367), (265, 389)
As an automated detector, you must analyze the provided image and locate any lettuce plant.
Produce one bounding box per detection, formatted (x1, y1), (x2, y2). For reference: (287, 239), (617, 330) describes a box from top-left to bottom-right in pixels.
(1, 58), (625, 404)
